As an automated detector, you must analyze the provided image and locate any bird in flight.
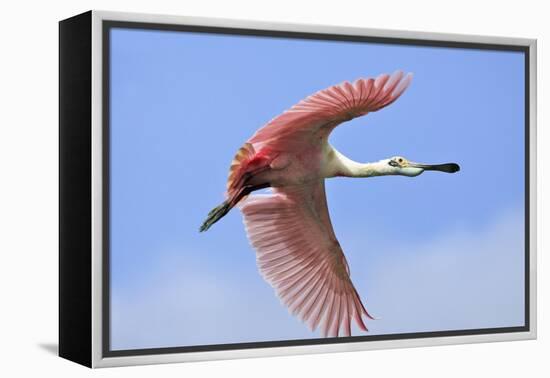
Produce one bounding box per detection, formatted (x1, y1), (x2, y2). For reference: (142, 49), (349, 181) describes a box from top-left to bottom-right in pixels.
(200, 71), (460, 337)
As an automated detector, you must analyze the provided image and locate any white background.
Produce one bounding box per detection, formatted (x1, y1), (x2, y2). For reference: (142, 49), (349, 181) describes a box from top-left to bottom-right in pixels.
(0, 0), (546, 376)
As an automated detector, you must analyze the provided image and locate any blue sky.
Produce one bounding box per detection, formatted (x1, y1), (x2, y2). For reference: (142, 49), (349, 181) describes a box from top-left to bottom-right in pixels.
(109, 28), (526, 350)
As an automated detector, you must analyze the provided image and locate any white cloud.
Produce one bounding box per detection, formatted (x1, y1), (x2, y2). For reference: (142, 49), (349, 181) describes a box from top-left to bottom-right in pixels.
(347, 206), (525, 334)
(111, 207), (525, 349)
(110, 246), (315, 350)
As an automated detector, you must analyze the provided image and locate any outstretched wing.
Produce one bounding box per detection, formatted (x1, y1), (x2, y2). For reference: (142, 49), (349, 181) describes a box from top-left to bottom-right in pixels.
(239, 181), (373, 337)
(225, 71), (412, 197)
(249, 70), (412, 152)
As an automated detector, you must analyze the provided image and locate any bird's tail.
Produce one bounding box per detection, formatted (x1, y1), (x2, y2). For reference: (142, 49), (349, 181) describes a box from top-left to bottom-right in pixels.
(199, 200), (232, 232)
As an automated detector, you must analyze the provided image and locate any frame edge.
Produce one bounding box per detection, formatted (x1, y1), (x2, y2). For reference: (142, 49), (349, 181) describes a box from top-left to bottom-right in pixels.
(59, 10), (93, 368)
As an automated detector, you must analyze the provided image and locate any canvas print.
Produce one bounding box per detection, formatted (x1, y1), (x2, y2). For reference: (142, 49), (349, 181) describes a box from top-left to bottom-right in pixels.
(108, 26), (526, 351)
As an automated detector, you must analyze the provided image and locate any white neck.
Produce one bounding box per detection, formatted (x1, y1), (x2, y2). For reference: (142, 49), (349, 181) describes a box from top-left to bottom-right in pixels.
(324, 146), (393, 178)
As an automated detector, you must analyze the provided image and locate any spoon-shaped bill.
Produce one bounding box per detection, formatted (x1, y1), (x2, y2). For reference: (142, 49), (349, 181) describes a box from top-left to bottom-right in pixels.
(410, 162), (460, 173)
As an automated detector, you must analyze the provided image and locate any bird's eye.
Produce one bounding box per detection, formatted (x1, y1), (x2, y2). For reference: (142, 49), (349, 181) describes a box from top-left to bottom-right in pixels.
(398, 158), (403, 163)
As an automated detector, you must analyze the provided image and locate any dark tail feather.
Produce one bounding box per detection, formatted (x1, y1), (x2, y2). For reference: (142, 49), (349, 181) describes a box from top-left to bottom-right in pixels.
(200, 182), (270, 232)
(199, 200), (232, 232)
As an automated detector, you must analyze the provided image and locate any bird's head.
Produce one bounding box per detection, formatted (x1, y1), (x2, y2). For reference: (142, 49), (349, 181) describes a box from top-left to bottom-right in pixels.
(384, 156), (460, 177)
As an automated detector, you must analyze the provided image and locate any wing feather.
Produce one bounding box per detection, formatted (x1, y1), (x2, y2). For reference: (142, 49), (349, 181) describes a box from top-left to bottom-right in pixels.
(240, 181), (372, 337)
(224, 72), (411, 202)
(248, 70), (412, 153)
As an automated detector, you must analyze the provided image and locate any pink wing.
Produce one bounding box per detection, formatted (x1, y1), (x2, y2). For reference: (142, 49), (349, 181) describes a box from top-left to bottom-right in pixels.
(248, 70), (412, 151)
(240, 181), (373, 337)
(226, 71), (412, 196)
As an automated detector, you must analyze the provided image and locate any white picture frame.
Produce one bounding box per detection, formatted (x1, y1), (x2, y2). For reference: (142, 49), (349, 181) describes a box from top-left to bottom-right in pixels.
(59, 10), (537, 368)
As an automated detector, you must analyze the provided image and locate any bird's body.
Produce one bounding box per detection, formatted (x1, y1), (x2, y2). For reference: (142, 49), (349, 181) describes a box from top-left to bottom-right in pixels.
(200, 71), (459, 337)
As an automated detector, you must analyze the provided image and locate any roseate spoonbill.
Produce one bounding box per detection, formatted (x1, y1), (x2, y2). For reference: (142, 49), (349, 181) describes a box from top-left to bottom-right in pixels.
(200, 71), (460, 337)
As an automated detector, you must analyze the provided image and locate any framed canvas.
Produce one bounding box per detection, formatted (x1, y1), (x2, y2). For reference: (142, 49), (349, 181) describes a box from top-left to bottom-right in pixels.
(59, 10), (537, 368)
